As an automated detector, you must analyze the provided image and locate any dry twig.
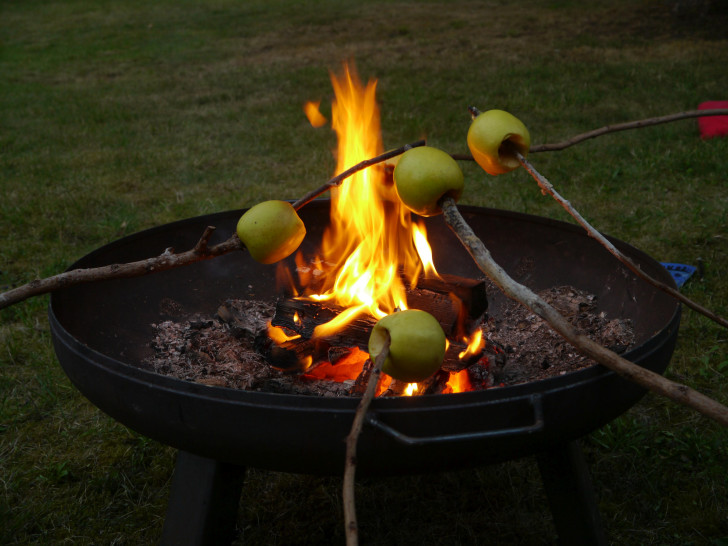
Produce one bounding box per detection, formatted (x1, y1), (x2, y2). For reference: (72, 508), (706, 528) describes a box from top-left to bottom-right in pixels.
(0, 227), (242, 310)
(440, 196), (728, 427)
(0, 141), (425, 311)
(450, 108), (728, 160)
(343, 335), (390, 546)
(462, 105), (728, 331)
(514, 149), (728, 330)
(529, 109), (728, 152)
(293, 140), (425, 210)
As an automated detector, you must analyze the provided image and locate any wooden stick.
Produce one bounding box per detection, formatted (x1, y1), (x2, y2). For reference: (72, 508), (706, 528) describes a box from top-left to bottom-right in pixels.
(0, 227), (243, 310)
(450, 108), (728, 160)
(440, 196), (728, 427)
(530, 109), (728, 153)
(343, 334), (390, 546)
(514, 149), (728, 330)
(0, 141), (425, 310)
(293, 139), (425, 211)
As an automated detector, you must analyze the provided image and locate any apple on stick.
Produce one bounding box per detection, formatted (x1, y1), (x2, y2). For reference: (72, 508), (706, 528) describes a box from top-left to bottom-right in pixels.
(393, 146), (464, 217)
(236, 200), (306, 264)
(467, 109), (531, 175)
(368, 309), (447, 383)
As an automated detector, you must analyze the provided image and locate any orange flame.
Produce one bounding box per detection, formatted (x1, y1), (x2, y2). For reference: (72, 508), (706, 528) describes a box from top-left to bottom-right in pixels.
(444, 369), (472, 394)
(412, 221), (440, 281)
(458, 329), (484, 360)
(404, 383), (419, 396)
(301, 62), (437, 337)
(268, 323), (301, 343)
(303, 100), (327, 128)
(304, 346), (368, 382)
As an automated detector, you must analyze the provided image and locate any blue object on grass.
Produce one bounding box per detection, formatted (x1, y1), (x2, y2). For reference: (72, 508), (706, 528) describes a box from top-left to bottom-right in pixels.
(660, 262), (697, 288)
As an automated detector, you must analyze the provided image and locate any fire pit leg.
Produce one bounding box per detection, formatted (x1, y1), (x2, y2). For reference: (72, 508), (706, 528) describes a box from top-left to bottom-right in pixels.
(160, 450), (246, 546)
(536, 440), (607, 546)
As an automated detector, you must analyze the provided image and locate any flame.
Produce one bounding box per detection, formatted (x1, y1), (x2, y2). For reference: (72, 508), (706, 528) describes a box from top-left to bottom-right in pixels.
(303, 100), (327, 128)
(458, 329), (484, 360)
(404, 383), (419, 396)
(269, 62), (447, 396)
(412, 222), (440, 281)
(268, 322), (301, 343)
(444, 369), (472, 394)
(304, 346), (368, 382)
(301, 62), (437, 336)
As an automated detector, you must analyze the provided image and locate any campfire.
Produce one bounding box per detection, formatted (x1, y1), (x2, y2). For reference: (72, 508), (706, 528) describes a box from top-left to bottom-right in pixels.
(272, 64), (489, 394)
(144, 63), (635, 398)
(50, 192), (681, 544)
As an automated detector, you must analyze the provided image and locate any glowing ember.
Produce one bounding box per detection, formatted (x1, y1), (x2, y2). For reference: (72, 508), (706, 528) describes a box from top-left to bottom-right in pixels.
(304, 347), (369, 382)
(444, 369), (472, 394)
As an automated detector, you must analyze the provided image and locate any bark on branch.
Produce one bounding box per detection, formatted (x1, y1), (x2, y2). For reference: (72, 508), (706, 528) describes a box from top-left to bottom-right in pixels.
(530, 109), (728, 152)
(514, 149), (728, 330)
(0, 141), (425, 311)
(0, 227), (243, 310)
(440, 196), (728, 428)
(450, 108), (728, 160)
(293, 140), (425, 211)
(343, 335), (390, 546)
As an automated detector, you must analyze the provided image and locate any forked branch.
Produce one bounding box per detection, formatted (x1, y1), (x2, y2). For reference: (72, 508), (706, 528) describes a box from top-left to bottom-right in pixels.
(0, 227), (243, 310)
(0, 141), (426, 311)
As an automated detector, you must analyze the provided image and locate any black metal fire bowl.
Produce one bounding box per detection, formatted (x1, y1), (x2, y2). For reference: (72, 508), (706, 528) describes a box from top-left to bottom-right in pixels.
(49, 201), (680, 478)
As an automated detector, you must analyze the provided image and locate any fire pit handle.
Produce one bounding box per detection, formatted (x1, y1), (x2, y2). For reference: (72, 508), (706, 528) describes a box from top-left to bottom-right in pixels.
(365, 394), (544, 446)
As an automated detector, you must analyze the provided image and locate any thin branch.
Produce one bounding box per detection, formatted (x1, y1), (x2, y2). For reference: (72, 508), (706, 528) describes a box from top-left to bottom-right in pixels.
(1, 141), (425, 311)
(450, 108), (728, 160)
(293, 139), (426, 211)
(343, 335), (390, 546)
(530, 109), (728, 152)
(440, 196), (728, 427)
(0, 228), (243, 310)
(514, 149), (728, 330)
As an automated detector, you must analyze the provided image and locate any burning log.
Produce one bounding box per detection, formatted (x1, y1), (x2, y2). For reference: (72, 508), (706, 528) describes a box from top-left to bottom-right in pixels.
(407, 272), (488, 333)
(273, 273), (486, 337)
(267, 273), (490, 373)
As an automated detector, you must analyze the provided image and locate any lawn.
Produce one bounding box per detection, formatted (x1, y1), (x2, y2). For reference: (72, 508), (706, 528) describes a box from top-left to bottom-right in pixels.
(1, 0), (727, 544)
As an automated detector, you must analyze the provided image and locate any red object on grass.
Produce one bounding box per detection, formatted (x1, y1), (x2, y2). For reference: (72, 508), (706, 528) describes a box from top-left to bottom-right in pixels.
(698, 101), (728, 139)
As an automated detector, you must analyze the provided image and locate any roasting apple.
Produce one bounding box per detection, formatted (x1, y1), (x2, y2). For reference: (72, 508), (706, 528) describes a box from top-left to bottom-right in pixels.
(467, 109), (531, 175)
(368, 309), (447, 383)
(236, 200), (306, 264)
(393, 146), (464, 216)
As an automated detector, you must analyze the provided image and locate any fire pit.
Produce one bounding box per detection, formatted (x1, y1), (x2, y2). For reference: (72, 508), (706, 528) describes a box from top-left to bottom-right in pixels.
(49, 200), (680, 544)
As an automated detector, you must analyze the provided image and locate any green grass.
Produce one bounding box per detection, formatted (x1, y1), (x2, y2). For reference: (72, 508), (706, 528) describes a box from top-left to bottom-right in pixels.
(2, 0), (728, 543)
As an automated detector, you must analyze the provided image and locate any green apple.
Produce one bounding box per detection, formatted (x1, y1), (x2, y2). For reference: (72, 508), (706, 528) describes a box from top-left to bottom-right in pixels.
(368, 309), (447, 383)
(236, 200), (306, 264)
(467, 109), (531, 175)
(393, 146), (464, 217)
